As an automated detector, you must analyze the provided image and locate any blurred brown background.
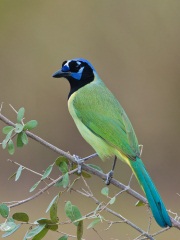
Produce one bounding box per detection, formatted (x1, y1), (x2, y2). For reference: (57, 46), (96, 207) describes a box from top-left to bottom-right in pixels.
(0, 1), (180, 239)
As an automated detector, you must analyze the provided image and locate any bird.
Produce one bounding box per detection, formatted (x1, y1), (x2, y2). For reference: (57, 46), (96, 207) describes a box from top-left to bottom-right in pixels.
(52, 58), (172, 228)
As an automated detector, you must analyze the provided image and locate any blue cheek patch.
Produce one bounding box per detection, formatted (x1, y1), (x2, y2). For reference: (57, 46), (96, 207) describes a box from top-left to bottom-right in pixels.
(71, 67), (84, 80)
(71, 72), (81, 80)
(62, 65), (70, 72)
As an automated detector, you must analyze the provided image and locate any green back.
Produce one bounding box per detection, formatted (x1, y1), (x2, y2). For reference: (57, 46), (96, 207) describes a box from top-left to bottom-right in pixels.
(73, 77), (140, 160)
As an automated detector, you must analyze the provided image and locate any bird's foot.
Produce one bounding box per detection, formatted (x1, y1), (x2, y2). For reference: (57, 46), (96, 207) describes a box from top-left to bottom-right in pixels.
(73, 155), (84, 174)
(105, 170), (114, 185)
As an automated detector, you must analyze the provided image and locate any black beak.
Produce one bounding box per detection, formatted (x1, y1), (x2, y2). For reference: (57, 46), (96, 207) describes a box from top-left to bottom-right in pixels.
(52, 69), (71, 78)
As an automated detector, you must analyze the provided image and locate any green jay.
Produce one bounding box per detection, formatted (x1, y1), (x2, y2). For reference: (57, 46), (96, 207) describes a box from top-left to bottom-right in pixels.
(52, 58), (172, 228)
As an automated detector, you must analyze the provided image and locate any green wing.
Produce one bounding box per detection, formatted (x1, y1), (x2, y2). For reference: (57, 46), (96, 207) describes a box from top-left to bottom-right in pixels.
(73, 81), (140, 159)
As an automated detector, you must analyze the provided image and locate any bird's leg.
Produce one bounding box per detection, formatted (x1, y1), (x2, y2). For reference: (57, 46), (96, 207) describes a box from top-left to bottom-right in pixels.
(73, 153), (98, 174)
(105, 156), (117, 185)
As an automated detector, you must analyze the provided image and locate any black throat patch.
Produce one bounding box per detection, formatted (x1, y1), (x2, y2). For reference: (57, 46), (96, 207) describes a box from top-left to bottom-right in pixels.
(67, 63), (94, 99)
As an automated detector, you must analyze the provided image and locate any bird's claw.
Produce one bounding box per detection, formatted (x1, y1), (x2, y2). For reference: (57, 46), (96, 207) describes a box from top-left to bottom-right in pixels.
(105, 170), (114, 185)
(73, 155), (84, 174)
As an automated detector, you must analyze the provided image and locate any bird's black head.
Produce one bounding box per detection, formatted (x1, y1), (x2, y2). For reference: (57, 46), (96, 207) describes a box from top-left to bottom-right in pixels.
(52, 58), (95, 98)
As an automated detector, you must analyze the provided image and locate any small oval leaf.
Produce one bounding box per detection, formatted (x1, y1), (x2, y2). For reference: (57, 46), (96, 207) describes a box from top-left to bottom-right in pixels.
(2, 126), (14, 134)
(0, 204), (9, 218)
(15, 123), (23, 133)
(62, 172), (69, 188)
(50, 202), (58, 223)
(101, 187), (109, 196)
(29, 180), (41, 192)
(36, 219), (58, 231)
(2, 139), (7, 149)
(4, 129), (14, 143)
(56, 157), (69, 174)
(55, 156), (69, 166)
(23, 120), (38, 131)
(41, 164), (53, 180)
(21, 132), (28, 145)
(17, 132), (24, 147)
(15, 165), (23, 181)
(65, 201), (82, 226)
(1, 224), (21, 238)
(32, 227), (48, 240)
(12, 212), (29, 222)
(86, 164), (103, 172)
(17, 107), (25, 123)
(109, 196), (116, 205)
(46, 195), (59, 213)
(8, 139), (15, 155)
(87, 218), (101, 229)
(25, 224), (46, 239)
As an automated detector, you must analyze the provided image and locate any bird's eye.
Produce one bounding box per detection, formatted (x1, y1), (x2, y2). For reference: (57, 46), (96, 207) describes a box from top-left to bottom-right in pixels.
(69, 61), (81, 72)
(62, 61), (67, 67)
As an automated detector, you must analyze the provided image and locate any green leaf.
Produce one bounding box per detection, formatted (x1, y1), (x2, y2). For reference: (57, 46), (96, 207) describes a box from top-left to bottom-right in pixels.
(50, 201), (58, 223)
(0, 204), (9, 218)
(55, 156), (69, 166)
(62, 172), (69, 188)
(2, 139), (7, 149)
(29, 180), (41, 192)
(8, 139), (15, 155)
(109, 196), (116, 205)
(2, 126), (14, 134)
(32, 227), (48, 240)
(4, 129), (14, 143)
(65, 201), (82, 226)
(0, 222), (13, 232)
(101, 187), (109, 196)
(54, 178), (63, 187)
(25, 224), (46, 239)
(36, 219), (58, 231)
(17, 107), (25, 123)
(46, 195), (59, 213)
(81, 171), (91, 178)
(15, 123), (23, 133)
(87, 218), (101, 229)
(15, 165), (23, 181)
(41, 164), (53, 180)
(36, 218), (51, 225)
(23, 120), (38, 131)
(12, 212), (29, 222)
(46, 223), (58, 231)
(1, 224), (21, 237)
(77, 220), (83, 240)
(17, 132), (24, 147)
(56, 157), (69, 174)
(58, 235), (68, 240)
(21, 132), (28, 145)
(135, 200), (145, 207)
(86, 164), (103, 172)
(59, 161), (68, 174)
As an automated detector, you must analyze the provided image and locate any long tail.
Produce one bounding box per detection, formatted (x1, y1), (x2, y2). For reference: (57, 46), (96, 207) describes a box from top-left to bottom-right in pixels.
(129, 157), (172, 227)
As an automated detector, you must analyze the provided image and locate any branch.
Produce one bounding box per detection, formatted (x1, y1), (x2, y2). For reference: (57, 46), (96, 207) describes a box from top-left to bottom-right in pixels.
(0, 113), (180, 229)
(8, 168), (78, 208)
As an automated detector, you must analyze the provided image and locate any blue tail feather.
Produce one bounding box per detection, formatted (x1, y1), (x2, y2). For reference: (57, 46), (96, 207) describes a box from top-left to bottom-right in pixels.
(130, 157), (172, 227)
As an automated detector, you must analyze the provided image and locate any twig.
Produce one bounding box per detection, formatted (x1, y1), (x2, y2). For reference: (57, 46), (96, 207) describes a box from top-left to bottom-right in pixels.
(7, 159), (54, 180)
(75, 177), (155, 240)
(0, 113), (180, 229)
(8, 168), (78, 208)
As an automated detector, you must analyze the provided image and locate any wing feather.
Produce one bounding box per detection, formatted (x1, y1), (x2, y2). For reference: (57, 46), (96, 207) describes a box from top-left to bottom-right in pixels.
(72, 79), (140, 159)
